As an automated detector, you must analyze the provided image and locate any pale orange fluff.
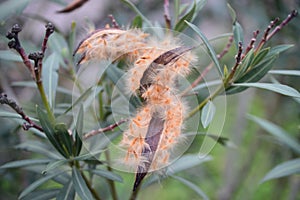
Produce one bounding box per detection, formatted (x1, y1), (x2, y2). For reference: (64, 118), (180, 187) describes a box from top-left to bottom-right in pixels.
(75, 29), (148, 63)
(75, 28), (196, 172)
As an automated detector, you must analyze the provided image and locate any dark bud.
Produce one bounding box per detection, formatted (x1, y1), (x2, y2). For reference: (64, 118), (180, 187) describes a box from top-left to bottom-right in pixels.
(45, 22), (55, 35)
(8, 41), (16, 49)
(6, 31), (15, 40)
(11, 24), (22, 34)
(28, 51), (44, 61)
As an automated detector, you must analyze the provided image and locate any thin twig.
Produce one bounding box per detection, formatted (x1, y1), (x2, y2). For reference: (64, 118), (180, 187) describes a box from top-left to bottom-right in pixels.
(227, 41), (243, 82)
(108, 14), (120, 29)
(243, 30), (259, 57)
(164, 0), (171, 29)
(181, 35), (233, 96)
(217, 35), (234, 60)
(255, 18), (279, 53)
(6, 24), (34, 77)
(83, 119), (129, 139)
(0, 93), (43, 132)
(41, 23), (54, 54)
(267, 10), (298, 41)
(105, 151), (118, 200)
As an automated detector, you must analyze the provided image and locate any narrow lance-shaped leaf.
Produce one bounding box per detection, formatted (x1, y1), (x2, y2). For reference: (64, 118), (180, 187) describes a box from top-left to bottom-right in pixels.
(226, 55), (278, 94)
(233, 83), (300, 99)
(0, 159), (52, 169)
(74, 104), (83, 156)
(174, 1), (196, 32)
(131, 15), (143, 28)
(19, 170), (65, 199)
(0, 0), (31, 20)
(72, 166), (94, 200)
(269, 70), (300, 76)
(89, 169), (123, 182)
(185, 21), (223, 77)
(261, 158), (300, 183)
(171, 175), (209, 200)
(142, 154), (212, 188)
(247, 115), (300, 154)
(227, 3), (244, 49)
(120, 0), (152, 26)
(54, 123), (73, 158)
(42, 52), (60, 108)
(0, 50), (23, 62)
(201, 100), (216, 128)
(56, 180), (75, 200)
(37, 106), (68, 158)
(21, 189), (60, 200)
(15, 141), (61, 159)
(42, 159), (69, 175)
(233, 21), (244, 50)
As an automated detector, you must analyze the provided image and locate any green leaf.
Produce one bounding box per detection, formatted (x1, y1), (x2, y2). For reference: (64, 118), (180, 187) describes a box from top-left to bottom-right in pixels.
(68, 21), (77, 59)
(166, 154), (212, 175)
(72, 149), (104, 161)
(174, 0), (180, 22)
(267, 44), (294, 57)
(227, 3), (236, 22)
(0, 50), (23, 62)
(186, 21), (223, 77)
(247, 115), (300, 154)
(0, 0), (31, 21)
(21, 189), (60, 200)
(19, 171), (65, 199)
(201, 100), (216, 128)
(0, 159), (52, 169)
(48, 32), (68, 68)
(175, 1), (196, 32)
(120, 0), (152, 26)
(56, 180), (75, 200)
(0, 111), (22, 119)
(251, 47), (270, 67)
(72, 167), (94, 200)
(42, 52), (60, 108)
(261, 158), (300, 183)
(37, 106), (67, 158)
(142, 154), (212, 188)
(74, 105), (83, 156)
(171, 175), (209, 200)
(42, 159), (69, 174)
(233, 83), (300, 98)
(227, 4), (243, 49)
(233, 49), (254, 79)
(89, 169), (123, 182)
(15, 141), (61, 159)
(55, 123), (73, 157)
(233, 21), (244, 49)
(131, 15), (143, 28)
(226, 55), (277, 94)
(269, 70), (300, 76)
(64, 86), (103, 114)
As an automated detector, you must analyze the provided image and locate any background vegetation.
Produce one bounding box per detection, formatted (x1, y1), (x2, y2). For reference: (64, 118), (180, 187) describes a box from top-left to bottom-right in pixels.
(0, 0), (299, 200)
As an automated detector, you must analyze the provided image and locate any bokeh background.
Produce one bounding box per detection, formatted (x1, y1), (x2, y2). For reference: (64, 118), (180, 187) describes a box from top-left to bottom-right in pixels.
(0, 0), (299, 199)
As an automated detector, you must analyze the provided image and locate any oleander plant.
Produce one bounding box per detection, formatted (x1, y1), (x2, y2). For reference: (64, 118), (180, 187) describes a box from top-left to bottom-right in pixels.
(0, 0), (299, 200)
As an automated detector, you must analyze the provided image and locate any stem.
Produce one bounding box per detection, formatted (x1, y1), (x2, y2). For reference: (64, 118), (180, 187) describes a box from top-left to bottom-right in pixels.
(83, 119), (129, 139)
(0, 93), (44, 132)
(105, 150), (118, 200)
(37, 80), (55, 122)
(129, 184), (141, 200)
(81, 170), (103, 200)
(187, 84), (224, 118)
